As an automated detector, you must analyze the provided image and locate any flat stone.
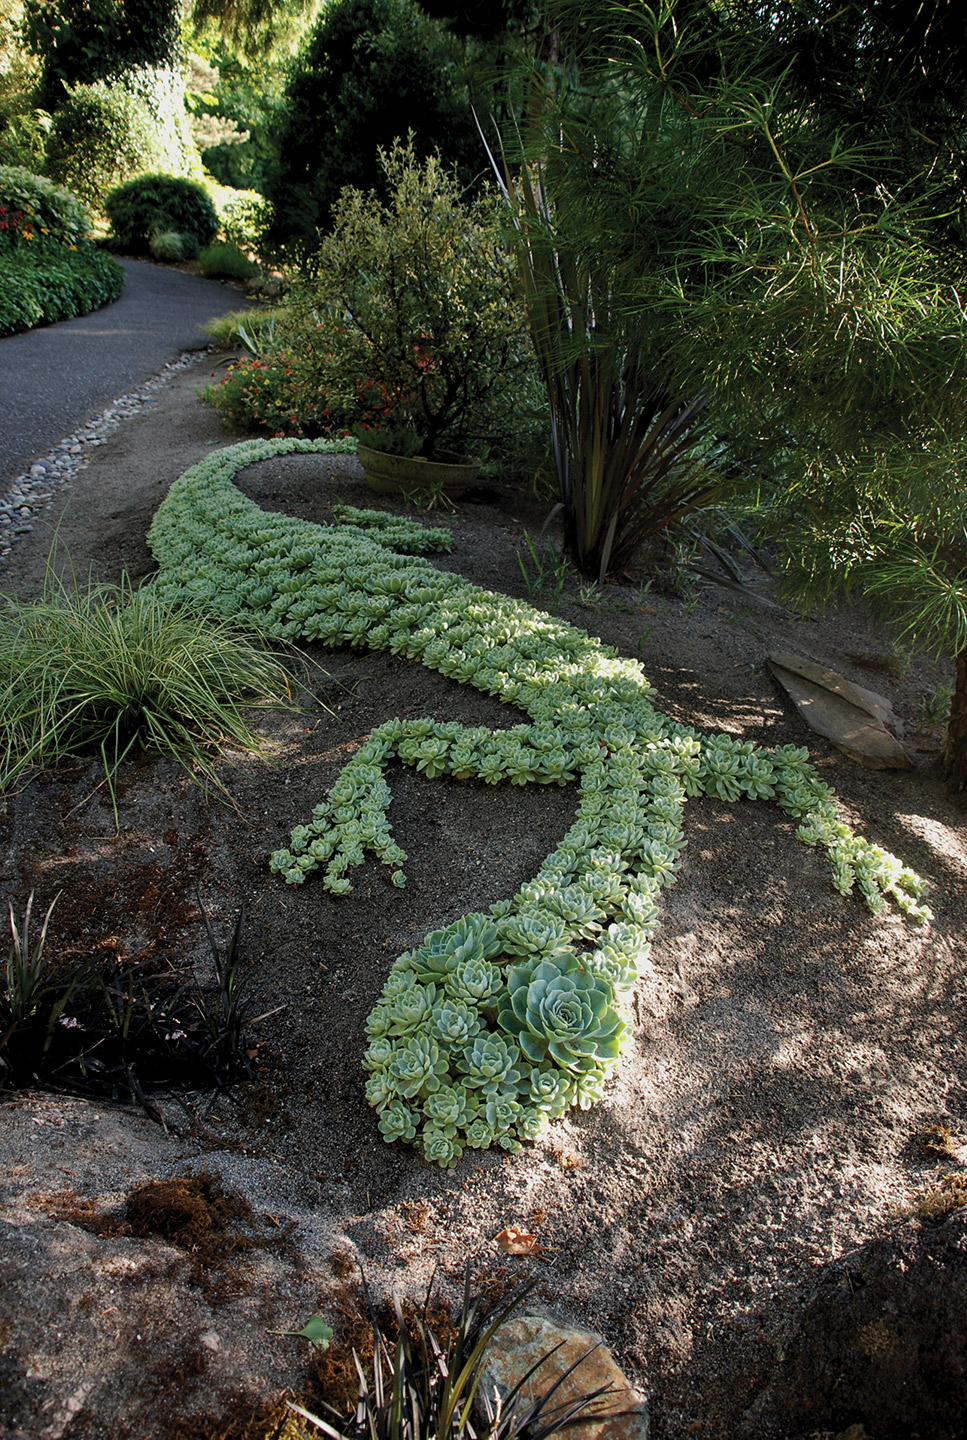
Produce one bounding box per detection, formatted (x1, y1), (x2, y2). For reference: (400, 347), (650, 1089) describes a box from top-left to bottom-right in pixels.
(478, 1312), (649, 1440)
(769, 650), (913, 770)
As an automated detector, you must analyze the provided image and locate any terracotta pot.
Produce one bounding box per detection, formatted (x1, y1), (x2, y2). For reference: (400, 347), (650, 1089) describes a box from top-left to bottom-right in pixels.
(356, 444), (481, 498)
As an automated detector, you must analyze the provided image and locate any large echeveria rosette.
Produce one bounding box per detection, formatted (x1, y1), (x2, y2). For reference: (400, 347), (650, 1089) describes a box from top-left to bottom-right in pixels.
(496, 954), (625, 1078)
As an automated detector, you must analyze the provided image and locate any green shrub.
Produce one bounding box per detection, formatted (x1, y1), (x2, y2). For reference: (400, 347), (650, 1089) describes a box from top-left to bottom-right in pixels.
(104, 172), (218, 253)
(283, 143), (533, 460)
(0, 240), (123, 335)
(44, 81), (166, 210)
(263, 0), (476, 263)
(0, 164), (90, 247)
(210, 184), (272, 253)
(0, 109), (50, 171)
(120, 63), (201, 181)
(199, 353), (346, 437)
(0, 7), (48, 170)
(197, 240), (258, 280)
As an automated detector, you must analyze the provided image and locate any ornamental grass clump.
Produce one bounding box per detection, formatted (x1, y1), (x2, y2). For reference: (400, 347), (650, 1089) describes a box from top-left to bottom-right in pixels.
(148, 435), (932, 1166)
(288, 1267), (626, 1440)
(0, 565), (294, 808)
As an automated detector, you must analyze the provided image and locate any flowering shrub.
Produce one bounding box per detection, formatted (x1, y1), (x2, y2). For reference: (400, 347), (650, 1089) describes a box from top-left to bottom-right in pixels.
(0, 166), (121, 335)
(149, 437), (931, 1166)
(0, 165), (91, 249)
(199, 355), (349, 438)
(282, 142), (535, 460)
(0, 205), (25, 238)
(0, 242), (124, 335)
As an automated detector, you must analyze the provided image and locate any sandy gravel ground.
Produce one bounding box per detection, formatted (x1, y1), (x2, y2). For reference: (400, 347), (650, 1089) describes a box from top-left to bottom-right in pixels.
(0, 356), (964, 1440)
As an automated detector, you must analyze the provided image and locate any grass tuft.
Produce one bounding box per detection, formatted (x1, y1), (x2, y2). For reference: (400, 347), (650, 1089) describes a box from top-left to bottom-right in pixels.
(288, 1266), (629, 1440)
(0, 561), (296, 811)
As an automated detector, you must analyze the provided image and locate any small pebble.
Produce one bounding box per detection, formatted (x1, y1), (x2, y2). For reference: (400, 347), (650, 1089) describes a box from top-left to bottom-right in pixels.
(0, 349), (210, 565)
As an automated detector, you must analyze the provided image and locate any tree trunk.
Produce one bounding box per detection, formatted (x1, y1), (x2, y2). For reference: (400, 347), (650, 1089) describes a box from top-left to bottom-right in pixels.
(943, 648), (967, 792)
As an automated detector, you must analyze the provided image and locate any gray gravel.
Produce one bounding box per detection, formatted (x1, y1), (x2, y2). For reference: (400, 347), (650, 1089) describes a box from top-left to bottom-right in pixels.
(0, 348), (209, 559)
(0, 256), (241, 495)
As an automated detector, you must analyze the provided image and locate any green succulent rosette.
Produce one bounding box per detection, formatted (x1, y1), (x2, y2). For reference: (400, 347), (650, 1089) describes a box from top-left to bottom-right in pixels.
(496, 955), (625, 1073)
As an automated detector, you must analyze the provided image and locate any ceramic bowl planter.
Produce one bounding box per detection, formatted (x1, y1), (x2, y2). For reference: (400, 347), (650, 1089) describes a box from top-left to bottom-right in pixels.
(357, 444), (482, 499)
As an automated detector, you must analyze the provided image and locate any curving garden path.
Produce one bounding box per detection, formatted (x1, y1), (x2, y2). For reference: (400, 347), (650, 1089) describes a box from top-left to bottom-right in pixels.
(0, 257), (239, 493)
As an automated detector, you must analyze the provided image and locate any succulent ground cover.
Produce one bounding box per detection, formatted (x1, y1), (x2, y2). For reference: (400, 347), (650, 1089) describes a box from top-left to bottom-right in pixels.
(148, 436), (930, 1166)
(2, 370), (964, 1440)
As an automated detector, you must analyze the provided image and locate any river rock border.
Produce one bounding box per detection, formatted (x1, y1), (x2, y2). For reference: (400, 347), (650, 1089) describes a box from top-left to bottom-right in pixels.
(0, 348), (210, 561)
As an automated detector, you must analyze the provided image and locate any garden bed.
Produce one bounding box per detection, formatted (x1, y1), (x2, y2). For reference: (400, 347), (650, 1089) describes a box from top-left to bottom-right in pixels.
(0, 357), (965, 1439)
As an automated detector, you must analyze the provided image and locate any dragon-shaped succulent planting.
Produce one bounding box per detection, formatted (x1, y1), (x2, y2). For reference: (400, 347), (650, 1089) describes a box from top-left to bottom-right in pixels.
(149, 437), (931, 1167)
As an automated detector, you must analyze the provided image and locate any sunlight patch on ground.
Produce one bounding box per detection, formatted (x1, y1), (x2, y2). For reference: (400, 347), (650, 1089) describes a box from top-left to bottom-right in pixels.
(894, 810), (967, 871)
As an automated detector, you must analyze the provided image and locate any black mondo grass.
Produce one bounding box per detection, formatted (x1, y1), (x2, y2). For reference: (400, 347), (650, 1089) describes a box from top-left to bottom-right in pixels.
(0, 560), (297, 812)
(288, 1269), (631, 1440)
(0, 893), (254, 1102)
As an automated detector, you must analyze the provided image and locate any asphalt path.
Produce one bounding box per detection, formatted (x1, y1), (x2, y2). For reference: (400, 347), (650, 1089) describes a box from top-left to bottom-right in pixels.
(0, 258), (240, 491)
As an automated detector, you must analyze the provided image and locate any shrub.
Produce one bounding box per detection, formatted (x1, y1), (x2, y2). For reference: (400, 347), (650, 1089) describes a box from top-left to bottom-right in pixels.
(0, 110), (50, 171)
(0, 12), (47, 170)
(44, 81), (166, 209)
(283, 143), (533, 460)
(0, 566), (294, 808)
(197, 240), (258, 280)
(263, 0), (476, 262)
(199, 354), (345, 437)
(0, 164), (90, 247)
(0, 240), (123, 335)
(209, 184), (273, 254)
(104, 173), (218, 253)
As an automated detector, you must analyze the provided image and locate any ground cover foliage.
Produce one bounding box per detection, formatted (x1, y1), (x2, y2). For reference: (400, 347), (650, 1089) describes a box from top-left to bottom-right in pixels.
(147, 436), (930, 1168)
(0, 162), (122, 333)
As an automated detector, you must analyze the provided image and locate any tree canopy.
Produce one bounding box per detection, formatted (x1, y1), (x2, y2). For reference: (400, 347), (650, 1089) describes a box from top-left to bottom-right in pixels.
(504, 0), (967, 782)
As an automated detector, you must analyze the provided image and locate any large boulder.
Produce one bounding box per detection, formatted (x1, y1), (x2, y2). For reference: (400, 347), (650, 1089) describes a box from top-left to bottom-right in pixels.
(742, 1209), (967, 1438)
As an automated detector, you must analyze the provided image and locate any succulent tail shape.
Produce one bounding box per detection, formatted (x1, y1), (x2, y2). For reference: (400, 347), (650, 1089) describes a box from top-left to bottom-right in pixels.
(149, 438), (931, 1165)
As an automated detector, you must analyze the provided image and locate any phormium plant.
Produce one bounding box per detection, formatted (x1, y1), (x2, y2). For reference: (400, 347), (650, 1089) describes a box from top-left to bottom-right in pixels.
(287, 1266), (628, 1440)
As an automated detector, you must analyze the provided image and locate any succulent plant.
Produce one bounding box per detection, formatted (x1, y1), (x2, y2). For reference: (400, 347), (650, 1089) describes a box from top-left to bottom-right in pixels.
(526, 1064), (572, 1118)
(444, 956), (503, 1008)
(498, 912), (572, 960)
(382, 1034), (449, 1099)
(497, 955), (624, 1073)
(430, 996), (482, 1048)
(148, 434), (932, 1169)
(482, 1088), (522, 1134)
(456, 1033), (523, 1093)
(423, 1082), (478, 1134)
(421, 1125), (464, 1167)
(378, 1098), (420, 1143)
